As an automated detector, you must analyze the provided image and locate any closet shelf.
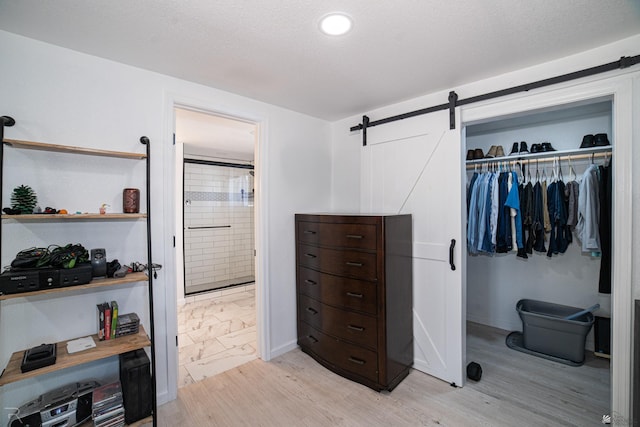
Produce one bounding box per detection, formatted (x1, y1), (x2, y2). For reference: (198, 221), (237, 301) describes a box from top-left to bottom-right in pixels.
(466, 145), (611, 167)
(0, 272), (149, 301)
(3, 139), (146, 160)
(0, 325), (150, 386)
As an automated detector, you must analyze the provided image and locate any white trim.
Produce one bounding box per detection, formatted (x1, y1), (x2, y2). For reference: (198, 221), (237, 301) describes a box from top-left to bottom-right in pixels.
(161, 91), (271, 400)
(460, 72), (636, 423)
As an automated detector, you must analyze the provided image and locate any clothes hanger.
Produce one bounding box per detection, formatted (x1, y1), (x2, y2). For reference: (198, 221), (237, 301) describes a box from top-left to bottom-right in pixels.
(535, 159), (540, 183)
(557, 156), (564, 182)
(568, 156), (576, 182)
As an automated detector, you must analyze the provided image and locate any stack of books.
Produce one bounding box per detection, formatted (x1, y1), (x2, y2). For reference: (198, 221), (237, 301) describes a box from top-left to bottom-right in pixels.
(115, 312), (140, 338)
(96, 301), (118, 341)
(92, 381), (125, 427)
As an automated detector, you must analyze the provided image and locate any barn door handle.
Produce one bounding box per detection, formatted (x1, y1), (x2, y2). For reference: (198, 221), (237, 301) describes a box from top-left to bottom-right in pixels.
(449, 239), (456, 271)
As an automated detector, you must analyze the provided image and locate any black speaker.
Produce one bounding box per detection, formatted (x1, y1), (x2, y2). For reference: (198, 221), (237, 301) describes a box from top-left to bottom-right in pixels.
(594, 316), (611, 355)
(91, 248), (107, 277)
(119, 349), (152, 424)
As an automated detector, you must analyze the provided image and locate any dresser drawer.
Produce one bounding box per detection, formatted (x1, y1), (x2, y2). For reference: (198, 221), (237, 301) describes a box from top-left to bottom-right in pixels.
(297, 267), (377, 315)
(297, 244), (378, 280)
(297, 221), (320, 245)
(298, 294), (378, 349)
(297, 221), (377, 251)
(298, 322), (379, 383)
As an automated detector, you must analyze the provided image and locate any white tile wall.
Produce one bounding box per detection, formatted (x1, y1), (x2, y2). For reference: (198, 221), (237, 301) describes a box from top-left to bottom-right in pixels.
(184, 163), (255, 292)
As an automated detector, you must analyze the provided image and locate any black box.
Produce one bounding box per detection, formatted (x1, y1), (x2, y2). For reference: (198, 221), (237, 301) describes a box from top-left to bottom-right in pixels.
(119, 349), (152, 424)
(594, 316), (611, 355)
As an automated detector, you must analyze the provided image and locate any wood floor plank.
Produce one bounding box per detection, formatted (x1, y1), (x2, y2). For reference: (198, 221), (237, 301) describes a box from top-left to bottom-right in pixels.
(155, 322), (610, 426)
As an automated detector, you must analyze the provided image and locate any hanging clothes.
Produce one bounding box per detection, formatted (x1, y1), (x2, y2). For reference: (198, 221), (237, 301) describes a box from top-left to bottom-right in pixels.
(598, 160), (612, 294)
(575, 164), (601, 252)
(520, 181), (534, 254)
(532, 181), (546, 253)
(505, 171), (527, 258)
(565, 180), (579, 229)
(546, 179), (572, 257)
(496, 172), (512, 253)
(542, 180), (551, 232)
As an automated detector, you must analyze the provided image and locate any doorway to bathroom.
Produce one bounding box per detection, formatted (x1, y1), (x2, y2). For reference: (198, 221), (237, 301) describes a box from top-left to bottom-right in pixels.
(175, 107), (258, 387)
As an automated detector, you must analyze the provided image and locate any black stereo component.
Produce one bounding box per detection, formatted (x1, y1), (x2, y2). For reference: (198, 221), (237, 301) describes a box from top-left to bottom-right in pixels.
(0, 270), (40, 295)
(0, 264), (93, 296)
(8, 380), (98, 427)
(21, 343), (57, 373)
(120, 349), (152, 424)
(59, 263), (93, 287)
(91, 248), (107, 277)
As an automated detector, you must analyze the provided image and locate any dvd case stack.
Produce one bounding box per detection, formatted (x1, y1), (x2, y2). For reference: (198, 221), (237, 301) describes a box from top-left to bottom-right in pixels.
(115, 312), (140, 338)
(92, 381), (125, 427)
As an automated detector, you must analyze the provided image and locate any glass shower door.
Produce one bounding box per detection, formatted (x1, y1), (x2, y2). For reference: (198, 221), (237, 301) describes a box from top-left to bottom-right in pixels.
(183, 160), (254, 295)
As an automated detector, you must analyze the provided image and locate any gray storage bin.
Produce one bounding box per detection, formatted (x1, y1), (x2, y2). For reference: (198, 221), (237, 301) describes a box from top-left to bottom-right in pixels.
(517, 299), (595, 363)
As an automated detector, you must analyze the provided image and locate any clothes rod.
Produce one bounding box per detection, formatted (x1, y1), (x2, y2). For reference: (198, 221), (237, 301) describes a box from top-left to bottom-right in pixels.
(465, 151), (610, 169)
(350, 54), (640, 141)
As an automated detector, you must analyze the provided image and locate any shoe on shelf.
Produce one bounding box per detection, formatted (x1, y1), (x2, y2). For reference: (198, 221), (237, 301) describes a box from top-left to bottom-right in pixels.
(509, 142), (519, 155)
(541, 142), (556, 152)
(495, 145), (505, 157)
(530, 144), (542, 153)
(594, 133), (610, 146)
(466, 149), (474, 161)
(473, 148), (484, 159)
(485, 145), (497, 158)
(580, 134), (594, 148)
(519, 141), (529, 154)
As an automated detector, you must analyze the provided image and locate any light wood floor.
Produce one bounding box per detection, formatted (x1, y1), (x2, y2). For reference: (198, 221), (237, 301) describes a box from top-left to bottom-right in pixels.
(155, 322), (610, 426)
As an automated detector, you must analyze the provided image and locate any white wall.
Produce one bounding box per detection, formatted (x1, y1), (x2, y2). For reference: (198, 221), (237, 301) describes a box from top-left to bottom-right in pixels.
(0, 30), (332, 412)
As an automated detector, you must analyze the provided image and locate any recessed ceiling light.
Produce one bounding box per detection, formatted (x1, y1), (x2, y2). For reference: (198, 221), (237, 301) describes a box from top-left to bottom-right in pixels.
(319, 13), (353, 36)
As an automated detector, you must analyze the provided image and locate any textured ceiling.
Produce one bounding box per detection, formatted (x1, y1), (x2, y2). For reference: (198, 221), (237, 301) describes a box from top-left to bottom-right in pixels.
(1, 1), (639, 121)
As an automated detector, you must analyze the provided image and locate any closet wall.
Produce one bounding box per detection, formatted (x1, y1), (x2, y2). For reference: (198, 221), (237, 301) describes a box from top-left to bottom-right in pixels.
(465, 100), (613, 345)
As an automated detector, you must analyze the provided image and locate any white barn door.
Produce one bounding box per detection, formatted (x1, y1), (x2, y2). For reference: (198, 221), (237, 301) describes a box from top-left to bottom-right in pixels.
(361, 109), (464, 386)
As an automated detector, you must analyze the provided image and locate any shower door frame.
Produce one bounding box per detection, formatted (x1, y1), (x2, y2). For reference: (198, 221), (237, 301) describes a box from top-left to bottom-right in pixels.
(183, 158), (255, 296)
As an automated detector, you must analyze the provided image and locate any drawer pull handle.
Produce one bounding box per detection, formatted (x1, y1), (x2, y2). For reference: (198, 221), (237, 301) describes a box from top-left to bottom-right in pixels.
(308, 335), (318, 343)
(346, 292), (363, 299)
(348, 357), (365, 365)
(346, 261), (363, 267)
(348, 325), (364, 332)
(304, 279), (317, 285)
(303, 230), (317, 235)
(346, 234), (363, 239)
(306, 307), (318, 315)
(305, 253), (317, 258)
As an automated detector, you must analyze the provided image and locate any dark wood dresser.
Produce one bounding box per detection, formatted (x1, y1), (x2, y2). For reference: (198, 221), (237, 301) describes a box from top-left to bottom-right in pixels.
(295, 213), (413, 391)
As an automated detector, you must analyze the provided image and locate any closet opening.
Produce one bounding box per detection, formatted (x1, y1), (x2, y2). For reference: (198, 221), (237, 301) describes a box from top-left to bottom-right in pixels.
(463, 97), (612, 424)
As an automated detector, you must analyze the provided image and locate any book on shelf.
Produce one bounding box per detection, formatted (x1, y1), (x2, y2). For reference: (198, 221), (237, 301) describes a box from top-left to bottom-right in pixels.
(97, 303), (106, 341)
(104, 303), (112, 341)
(110, 301), (118, 340)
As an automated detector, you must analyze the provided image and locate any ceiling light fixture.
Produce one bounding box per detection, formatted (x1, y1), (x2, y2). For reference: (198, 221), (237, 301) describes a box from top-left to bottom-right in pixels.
(319, 13), (353, 36)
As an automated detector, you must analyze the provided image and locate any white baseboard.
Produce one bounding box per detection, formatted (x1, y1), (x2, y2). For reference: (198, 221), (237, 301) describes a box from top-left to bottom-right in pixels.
(269, 340), (298, 360)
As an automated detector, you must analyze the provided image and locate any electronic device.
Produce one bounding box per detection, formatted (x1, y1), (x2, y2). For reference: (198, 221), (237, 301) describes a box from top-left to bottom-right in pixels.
(8, 380), (99, 427)
(0, 264), (93, 296)
(91, 248), (107, 277)
(120, 350), (152, 424)
(21, 343), (57, 373)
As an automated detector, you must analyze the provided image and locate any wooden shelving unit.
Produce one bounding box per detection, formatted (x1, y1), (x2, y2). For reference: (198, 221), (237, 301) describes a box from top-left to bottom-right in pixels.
(0, 272), (149, 301)
(3, 138), (146, 159)
(1, 128), (158, 425)
(0, 326), (150, 386)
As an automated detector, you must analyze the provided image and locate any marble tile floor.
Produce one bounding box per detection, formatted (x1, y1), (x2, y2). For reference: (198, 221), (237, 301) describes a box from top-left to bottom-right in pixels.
(177, 283), (256, 388)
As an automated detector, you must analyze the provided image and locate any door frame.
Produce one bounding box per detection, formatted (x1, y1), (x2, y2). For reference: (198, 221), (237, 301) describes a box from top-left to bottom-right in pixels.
(459, 74), (633, 421)
(162, 93), (270, 402)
